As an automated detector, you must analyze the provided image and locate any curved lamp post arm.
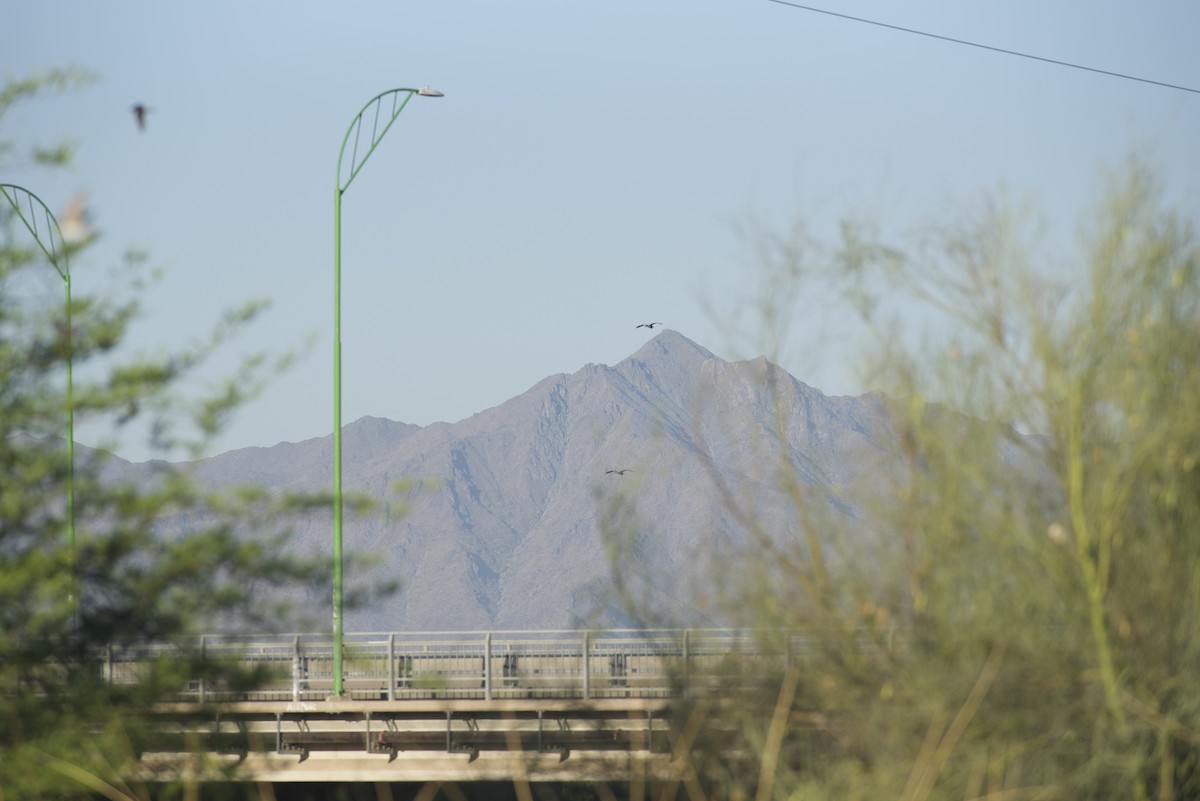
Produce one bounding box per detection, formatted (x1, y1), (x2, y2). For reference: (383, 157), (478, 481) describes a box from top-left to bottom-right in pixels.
(1, 184), (70, 280)
(336, 87), (443, 195)
(331, 87), (441, 698)
(1, 184), (76, 613)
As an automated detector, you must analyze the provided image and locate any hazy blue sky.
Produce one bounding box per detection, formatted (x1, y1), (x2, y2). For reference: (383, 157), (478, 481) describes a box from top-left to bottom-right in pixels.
(4, 1), (1197, 461)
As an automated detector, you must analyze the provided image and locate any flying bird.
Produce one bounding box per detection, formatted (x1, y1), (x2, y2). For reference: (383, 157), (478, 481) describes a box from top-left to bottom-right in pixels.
(131, 103), (152, 131)
(59, 191), (92, 243)
(605, 469), (633, 476)
(636, 322), (662, 329)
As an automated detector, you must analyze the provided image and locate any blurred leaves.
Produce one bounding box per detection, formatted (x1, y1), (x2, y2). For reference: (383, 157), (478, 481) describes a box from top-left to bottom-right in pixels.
(0, 71), (332, 799)
(645, 160), (1200, 800)
(0, 66), (95, 171)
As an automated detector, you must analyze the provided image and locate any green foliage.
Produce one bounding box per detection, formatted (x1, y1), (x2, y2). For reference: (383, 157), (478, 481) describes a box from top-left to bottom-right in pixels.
(663, 163), (1200, 800)
(0, 67), (94, 169)
(0, 72), (328, 799)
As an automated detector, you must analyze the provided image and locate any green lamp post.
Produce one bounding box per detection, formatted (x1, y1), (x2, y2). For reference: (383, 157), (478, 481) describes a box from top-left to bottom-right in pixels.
(332, 87), (442, 697)
(1, 184), (77, 614)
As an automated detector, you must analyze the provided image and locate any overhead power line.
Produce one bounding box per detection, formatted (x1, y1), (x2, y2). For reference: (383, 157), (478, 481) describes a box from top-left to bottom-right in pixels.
(766, 0), (1200, 95)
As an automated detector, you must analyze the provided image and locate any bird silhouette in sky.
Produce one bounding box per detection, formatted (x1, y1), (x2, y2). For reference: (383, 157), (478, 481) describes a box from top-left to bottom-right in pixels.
(636, 322), (662, 329)
(131, 103), (151, 131)
(605, 469), (633, 476)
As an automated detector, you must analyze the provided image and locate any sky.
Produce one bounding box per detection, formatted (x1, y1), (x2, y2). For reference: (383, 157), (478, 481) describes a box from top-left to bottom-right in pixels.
(4, 0), (1198, 462)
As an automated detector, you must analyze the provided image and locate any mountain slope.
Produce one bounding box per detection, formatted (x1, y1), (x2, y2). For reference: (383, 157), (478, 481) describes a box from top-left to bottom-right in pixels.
(157, 330), (893, 631)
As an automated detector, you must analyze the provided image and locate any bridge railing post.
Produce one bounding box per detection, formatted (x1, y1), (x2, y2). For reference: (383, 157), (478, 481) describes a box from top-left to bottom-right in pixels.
(198, 636), (207, 705)
(484, 632), (493, 702)
(387, 633), (396, 701)
(291, 635), (301, 702)
(582, 631), (591, 700)
(682, 628), (690, 691)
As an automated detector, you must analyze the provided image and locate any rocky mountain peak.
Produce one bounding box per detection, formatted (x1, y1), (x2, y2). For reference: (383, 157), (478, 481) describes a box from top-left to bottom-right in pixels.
(142, 331), (891, 631)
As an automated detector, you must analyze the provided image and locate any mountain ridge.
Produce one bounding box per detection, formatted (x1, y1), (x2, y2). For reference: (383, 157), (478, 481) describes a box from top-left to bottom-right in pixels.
(140, 330), (891, 630)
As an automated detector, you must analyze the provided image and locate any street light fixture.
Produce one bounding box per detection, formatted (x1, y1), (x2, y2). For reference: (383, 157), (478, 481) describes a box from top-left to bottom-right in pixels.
(1, 184), (77, 614)
(331, 87), (441, 698)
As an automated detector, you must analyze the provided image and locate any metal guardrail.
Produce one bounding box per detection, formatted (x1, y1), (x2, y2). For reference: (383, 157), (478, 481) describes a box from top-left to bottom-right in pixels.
(99, 629), (796, 703)
(86, 629), (832, 767)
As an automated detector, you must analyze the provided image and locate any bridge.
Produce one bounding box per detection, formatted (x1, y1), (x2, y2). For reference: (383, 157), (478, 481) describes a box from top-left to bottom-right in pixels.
(115, 629), (788, 783)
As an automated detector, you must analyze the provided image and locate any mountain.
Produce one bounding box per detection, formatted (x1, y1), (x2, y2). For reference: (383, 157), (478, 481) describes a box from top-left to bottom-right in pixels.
(148, 331), (895, 631)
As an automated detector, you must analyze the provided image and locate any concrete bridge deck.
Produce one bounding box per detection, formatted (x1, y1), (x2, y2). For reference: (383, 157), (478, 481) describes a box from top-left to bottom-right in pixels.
(108, 629), (787, 783)
(145, 697), (679, 782)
